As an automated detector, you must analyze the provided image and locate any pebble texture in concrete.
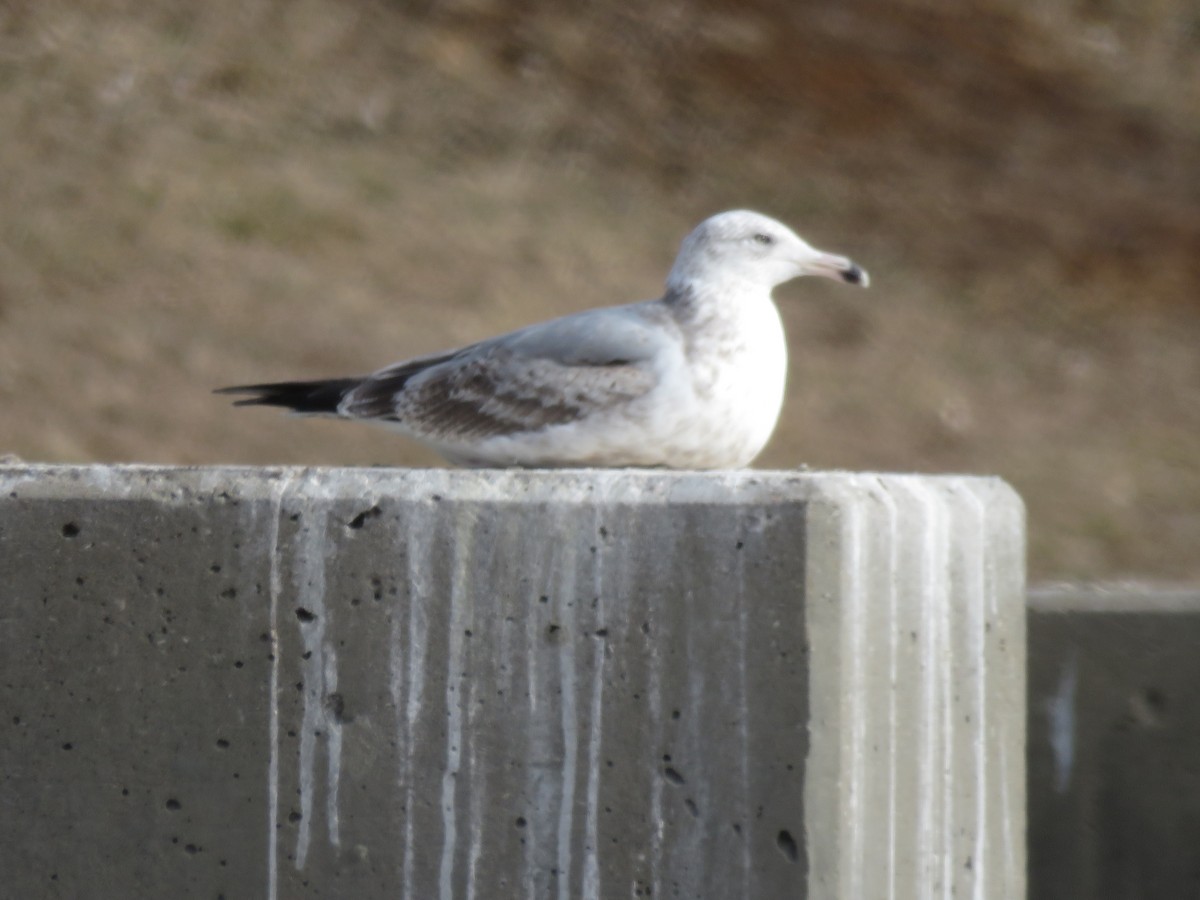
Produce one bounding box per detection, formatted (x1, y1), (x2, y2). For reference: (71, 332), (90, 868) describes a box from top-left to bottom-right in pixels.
(0, 466), (1025, 899)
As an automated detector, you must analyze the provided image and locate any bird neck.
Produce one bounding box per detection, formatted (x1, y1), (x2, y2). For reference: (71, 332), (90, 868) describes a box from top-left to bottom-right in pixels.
(663, 276), (774, 325)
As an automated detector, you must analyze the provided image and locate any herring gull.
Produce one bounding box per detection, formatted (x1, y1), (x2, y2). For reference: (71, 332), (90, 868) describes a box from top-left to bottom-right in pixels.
(217, 210), (868, 468)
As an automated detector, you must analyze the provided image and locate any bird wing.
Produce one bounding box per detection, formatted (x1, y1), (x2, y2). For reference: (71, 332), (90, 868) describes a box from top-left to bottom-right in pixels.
(341, 303), (675, 440)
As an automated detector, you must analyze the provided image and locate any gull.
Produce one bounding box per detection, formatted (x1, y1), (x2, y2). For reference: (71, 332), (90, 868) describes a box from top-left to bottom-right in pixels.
(217, 210), (868, 468)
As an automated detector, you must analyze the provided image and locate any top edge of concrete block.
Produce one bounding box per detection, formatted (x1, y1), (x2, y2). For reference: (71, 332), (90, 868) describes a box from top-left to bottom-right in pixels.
(1029, 582), (1200, 613)
(0, 463), (1023, 510)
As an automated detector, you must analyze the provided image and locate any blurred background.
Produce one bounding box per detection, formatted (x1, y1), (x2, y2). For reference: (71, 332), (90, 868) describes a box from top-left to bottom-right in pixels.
(0, 0), (1197, 581)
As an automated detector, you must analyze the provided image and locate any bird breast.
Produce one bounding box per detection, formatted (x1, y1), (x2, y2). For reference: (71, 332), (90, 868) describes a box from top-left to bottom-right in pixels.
(662, 293), (788, 467)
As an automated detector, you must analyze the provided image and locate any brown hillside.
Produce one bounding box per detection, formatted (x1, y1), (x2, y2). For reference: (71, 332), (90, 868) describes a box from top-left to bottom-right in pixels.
(1, 0), (1198, 578)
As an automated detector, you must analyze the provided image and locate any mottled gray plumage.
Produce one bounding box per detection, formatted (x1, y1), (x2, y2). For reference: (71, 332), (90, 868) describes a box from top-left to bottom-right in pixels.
(218, 210), (868, 468)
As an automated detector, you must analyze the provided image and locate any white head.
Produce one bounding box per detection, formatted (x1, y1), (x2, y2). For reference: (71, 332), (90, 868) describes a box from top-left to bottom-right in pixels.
(666, 210), (868, 294)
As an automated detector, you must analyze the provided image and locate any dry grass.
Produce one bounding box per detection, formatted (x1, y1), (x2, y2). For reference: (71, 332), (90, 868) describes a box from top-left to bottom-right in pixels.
(1, 0), (1199, 579)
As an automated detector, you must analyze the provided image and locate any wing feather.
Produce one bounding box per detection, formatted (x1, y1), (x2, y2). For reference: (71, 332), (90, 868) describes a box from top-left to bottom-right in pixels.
(341, 306), (674, 440)
(345, 347), (656, 440)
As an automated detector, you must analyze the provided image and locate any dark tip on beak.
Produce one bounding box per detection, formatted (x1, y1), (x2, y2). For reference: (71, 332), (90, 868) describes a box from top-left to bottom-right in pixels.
(842, 263), (868, 287)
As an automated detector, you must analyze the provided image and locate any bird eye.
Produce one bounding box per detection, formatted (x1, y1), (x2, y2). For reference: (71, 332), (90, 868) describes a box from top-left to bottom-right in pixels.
(753, 233), (774, 245)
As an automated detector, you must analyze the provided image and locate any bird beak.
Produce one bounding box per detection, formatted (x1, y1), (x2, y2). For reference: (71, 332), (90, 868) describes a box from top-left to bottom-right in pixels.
(803, 251), (870, 287)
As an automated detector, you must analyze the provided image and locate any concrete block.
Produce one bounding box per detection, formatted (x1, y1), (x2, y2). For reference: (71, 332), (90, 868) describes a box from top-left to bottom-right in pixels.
(0, 466), (1025, 899)
(1028, 585), (1200, 900)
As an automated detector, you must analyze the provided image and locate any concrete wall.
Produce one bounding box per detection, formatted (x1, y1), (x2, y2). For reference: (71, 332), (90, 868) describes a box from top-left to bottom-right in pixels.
(0, 465), (1026, 899)
(1028, 585), (1200, 900)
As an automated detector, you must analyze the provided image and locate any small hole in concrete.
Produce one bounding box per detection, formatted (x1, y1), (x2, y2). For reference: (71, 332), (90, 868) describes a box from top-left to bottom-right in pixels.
(776, 829), (799, 862)
(165, 798), (181, 811)
(684, 799), (699, 818)
(216, 738), (230, 749)
(325, 693), (351, 723)
(663, 767), (685, 786)
(515, 817), (527, 828)
(347, 506), (382, 530)
(61, 522), (80, 538)
(295, 607), (316, 623)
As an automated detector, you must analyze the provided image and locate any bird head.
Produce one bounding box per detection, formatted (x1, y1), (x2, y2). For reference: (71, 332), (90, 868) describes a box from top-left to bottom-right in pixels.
(666, 210), (868, 294)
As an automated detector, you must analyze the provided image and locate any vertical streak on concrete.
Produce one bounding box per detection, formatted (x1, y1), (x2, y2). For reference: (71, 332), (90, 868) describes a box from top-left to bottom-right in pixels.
(556, 542), (579, 900)
(439, 515), (474, 900)
(928, 485), (954, 900)
(465, 661), (484, 900)
(959, 484), (989, 900)
(732, 539), (752, 900)
(1045, 655), (1077, 794)
(683, 585), (706, 897)
(991, 485), (1026, 895)
(581, 632), (604, 900)
(387, 596), (407, 892)
(844, 489), (867, 900)
(916, 482), (945, 897)
(464, 505), (493, 900)
(323, 645), (342, 850)
(876, 482), (900, 900)
(265, 473), (294, 900)
(581, 505), (607, 900)
(647, 571), (664, 900)
(295, 510), (331, 870)
(401, 510), (429, 900)
(522, 531), (553, 900)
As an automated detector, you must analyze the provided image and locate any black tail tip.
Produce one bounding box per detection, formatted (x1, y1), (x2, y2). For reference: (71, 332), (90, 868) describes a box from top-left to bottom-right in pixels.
(215, 378), (361, 414)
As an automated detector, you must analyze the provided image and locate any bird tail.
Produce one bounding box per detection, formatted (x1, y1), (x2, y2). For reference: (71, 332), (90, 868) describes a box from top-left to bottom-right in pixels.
(215, 378), (363, 415)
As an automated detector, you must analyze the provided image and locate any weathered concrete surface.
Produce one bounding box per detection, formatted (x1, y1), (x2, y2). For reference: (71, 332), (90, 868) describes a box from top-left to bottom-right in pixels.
(1028, 585), (1200, 900)
(0, 466), (1025, 899)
